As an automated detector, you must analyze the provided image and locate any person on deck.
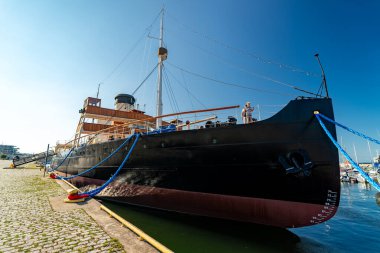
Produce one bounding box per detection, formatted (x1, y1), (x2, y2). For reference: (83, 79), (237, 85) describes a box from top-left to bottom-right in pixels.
(242, 102), (254, 124)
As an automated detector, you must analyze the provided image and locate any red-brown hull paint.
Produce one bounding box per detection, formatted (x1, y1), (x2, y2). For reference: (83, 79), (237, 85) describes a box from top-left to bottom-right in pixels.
(59, 173), (337, 228)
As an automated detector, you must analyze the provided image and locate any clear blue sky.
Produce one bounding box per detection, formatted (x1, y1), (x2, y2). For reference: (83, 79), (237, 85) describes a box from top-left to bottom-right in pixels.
(0, 0), (379, 162)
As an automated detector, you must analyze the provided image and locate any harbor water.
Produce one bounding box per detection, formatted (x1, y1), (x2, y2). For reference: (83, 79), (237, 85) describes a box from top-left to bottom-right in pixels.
(103, 182), (380, 253)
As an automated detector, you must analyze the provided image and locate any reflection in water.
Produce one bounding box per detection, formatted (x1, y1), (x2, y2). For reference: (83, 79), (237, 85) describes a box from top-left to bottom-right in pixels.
(102, 200), (300, 253)
(294, 237), (335, 253)
(376, 192), (380, 206)
(292, 183), (380, 253)
(100, 182), (380, 253)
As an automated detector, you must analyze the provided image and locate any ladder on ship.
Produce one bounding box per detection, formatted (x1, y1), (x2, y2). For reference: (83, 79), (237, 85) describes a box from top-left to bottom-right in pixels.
(13, 150), (56, 167)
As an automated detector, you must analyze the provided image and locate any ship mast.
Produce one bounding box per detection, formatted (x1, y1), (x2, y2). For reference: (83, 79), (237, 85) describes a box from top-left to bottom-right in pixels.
(156, 8), (167, 128)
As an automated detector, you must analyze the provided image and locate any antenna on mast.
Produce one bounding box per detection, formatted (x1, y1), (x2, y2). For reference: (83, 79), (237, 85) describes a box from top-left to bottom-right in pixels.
(96, 83), (102, 98)
(314, 53), (329, 98)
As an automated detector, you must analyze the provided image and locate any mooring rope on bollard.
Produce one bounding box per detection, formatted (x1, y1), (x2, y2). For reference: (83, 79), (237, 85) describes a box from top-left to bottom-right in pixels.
(51, 134), (135, 181)
(315, 112), (380, 192)
(64, 134), (140, 201)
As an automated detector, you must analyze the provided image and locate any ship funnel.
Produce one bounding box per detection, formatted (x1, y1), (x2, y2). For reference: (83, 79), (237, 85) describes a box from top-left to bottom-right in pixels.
(115, 94), (136, 111)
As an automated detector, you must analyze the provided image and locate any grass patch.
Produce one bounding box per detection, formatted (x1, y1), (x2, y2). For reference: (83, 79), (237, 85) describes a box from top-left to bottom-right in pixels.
(109, 237), (124, 251)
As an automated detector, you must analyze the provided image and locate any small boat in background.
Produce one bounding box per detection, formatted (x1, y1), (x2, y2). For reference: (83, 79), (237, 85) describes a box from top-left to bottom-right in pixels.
(356, 173), (366, 183)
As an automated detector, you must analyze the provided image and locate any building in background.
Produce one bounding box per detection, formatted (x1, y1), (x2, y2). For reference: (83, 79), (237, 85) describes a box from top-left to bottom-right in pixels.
(0, 145), (19, 159)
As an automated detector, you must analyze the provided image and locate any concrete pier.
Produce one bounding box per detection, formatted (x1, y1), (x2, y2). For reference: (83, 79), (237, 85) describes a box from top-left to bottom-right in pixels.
(0, 161), (157, 253)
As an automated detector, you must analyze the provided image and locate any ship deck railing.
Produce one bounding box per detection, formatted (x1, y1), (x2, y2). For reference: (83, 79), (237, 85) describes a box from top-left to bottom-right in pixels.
(64, 105), (240, 148)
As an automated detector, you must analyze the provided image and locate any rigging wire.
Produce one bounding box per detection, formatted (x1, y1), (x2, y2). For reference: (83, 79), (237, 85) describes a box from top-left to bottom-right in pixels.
(164, 67), (208, 109)
(317, 82), (323, 97)
(81, 61), (156, 143)
(165, 66), (181, 113)
(181, 71), (195, 109)
(166, 14), (320, 78)
(259, 104), (286, 107)
(73, 12), (164, 146)
(86, 62), (158, 144)
(142, 37), (155, 103)
(100, 31), (148, 84)
(163, 78), (176, 114)
(139, 36), (154, 103)
(100, 10), (162, 85)
(132, 63), (159, 95)
(165, 31), (322, 98)
(163, 64), (181, 113)
(139, 35), (150, 81)
(167, 62), (296, 97)
(192, 38), (296, 89)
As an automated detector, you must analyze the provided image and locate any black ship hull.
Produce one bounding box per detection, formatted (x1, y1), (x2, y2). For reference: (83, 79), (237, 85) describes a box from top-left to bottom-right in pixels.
(55, 97), (340, 228)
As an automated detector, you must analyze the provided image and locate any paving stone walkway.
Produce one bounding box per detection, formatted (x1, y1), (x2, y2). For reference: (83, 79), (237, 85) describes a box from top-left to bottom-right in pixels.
(0, 166), (125, 253)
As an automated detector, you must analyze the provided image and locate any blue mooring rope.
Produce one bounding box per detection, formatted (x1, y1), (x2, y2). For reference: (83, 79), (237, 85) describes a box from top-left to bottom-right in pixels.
(85, 133), (140, 197)
(48, 148), (74, 173)
(317, 113), (380, 145)
(315, 112), (380, 192)
(56, 134), (135, 180)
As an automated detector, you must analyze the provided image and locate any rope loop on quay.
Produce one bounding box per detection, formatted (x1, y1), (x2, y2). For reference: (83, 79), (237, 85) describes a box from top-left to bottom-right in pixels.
(315, 112), (380, 192)
(60, 133), (140, 200)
